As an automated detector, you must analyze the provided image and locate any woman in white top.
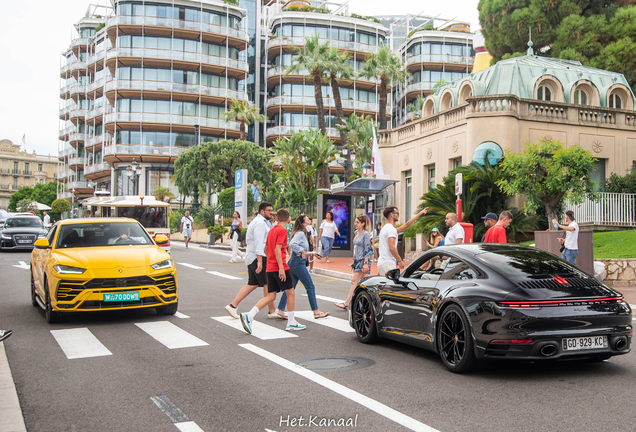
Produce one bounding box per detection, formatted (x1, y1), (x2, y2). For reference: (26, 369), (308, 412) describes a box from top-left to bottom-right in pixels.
(318, 211), (340, 263)
(336, 215), (372, 310)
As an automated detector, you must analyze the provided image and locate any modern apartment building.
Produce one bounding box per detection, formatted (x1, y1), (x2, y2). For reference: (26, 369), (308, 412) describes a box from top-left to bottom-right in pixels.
(0, 140), (57, 209)
(58, 0), (249, 203)
(262, 0), (389, 145)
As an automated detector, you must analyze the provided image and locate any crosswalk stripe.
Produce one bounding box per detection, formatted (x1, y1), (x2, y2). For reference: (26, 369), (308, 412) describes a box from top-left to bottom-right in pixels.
(294, 310), (354, 333)
(135, 321), (209, 349)
(304, 293), (344, 303)
(50, 328), (112, 359)
(206, 271), (241, 280)
(212, 316), (297, 340)
(178, 263), (205, 270)
(174, 312), (190, 319)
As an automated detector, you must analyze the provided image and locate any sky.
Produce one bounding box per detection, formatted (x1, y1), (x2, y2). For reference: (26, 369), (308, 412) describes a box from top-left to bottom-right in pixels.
(0, 0), (480, 157)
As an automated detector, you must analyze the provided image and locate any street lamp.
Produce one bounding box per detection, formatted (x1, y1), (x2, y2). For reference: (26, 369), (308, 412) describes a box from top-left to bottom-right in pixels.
(126, 158), (140, 195)
(362, 160), (372, 177)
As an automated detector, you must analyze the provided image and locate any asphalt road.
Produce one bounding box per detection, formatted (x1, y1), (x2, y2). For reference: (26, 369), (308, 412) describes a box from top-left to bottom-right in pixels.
(1, 244), (635, 432)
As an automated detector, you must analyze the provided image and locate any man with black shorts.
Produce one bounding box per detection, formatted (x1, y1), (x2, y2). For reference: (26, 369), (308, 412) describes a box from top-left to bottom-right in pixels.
(240, 208), (306, 333)
(225, 202), (277, 319)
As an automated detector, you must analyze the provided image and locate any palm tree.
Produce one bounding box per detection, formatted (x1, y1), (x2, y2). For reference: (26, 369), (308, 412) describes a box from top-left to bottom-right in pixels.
(286, 35), (331, 134)
(359, 47), (409, 130)
(222, 99), (266, 141)
(324, 47), (354, 147)
(407, 96), (425, 120)
(152, 186), (176, 202)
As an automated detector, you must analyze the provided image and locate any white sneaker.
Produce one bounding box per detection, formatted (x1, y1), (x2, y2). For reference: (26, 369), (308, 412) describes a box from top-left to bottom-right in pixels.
(286, 322), (306, 331)
(225, 304), (239, 319)
(309, 270), (315, 274)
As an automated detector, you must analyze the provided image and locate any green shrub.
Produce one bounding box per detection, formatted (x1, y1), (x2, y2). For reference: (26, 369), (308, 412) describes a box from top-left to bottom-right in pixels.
(170, 209), (186, 233)
(51, 198), (71, 214)
(195, 205), (217, 227)
(207, 224), (228, 238)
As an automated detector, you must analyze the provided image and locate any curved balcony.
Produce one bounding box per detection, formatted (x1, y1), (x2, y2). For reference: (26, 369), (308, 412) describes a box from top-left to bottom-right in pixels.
(105, 47), (248, 78)
(87, 51), (106, 70)
(69, 108), (86, 124)
(86, 134), (110, 151)
(67, 181), (94, 193)
(86, 77), (105, 94)
(60, 60), (87, 78)
(84, 162), (112, 180)
(68, 157), (88, 170)
(58, 191), (73, 200)
(265, 125), (340, 144)
(70, 37), (92, 52)
(106, 15), (248, 47)
(267, 36), (380, 55)
(266, 65), (379, 86)
(68, 132), (85, 148)
(103, 144), (189, 164)
(104, 79), (246, 103)
(265, 95), (379, 114)
(60, 82), (86, 100)
(86, 106), (104, 124)
(59, 104), (75, 120)
(405, 54), (474, 72)
(56, 169), (74, 180)
(59, 125), (75, 140)
(103, 112), (240, 133)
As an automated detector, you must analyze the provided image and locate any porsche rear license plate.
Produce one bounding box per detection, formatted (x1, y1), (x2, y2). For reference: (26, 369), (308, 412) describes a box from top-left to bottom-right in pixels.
(562, 336), (608, 351)
(104, 292), (140, 302)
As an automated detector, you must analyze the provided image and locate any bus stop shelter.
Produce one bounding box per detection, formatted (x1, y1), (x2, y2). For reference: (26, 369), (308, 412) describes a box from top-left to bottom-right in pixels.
(317, 178), (398, 258)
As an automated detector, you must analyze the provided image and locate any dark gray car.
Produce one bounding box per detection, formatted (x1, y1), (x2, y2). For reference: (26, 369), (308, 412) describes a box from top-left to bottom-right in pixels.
(0, 216), (48, 250)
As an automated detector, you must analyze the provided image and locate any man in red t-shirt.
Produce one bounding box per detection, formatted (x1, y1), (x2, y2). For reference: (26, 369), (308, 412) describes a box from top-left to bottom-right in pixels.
(484, 210), (513, 243)
(240, 208), (307, 334)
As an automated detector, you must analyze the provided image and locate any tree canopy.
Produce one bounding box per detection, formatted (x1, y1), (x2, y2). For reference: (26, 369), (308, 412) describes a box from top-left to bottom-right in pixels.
(222, 99), (266, 141)
(496, 139), (598, 228)
(173, 140), (272, 199)
(478, 1), (636, 92)
(8, 182), (58, 211)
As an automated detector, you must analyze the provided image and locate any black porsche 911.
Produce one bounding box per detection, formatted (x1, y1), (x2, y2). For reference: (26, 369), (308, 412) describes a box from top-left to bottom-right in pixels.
(0, 215), (49, 251)
(349, 243), (632, 373)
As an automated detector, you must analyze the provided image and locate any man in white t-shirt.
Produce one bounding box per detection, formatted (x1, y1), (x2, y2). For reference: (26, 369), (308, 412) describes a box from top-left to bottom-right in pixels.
(444, 212), (465, 245)
(377, 205), (429, 276)
(42, 211), (50, 227)
(556, 210), (579, 265)
(180, 210), (194, 249)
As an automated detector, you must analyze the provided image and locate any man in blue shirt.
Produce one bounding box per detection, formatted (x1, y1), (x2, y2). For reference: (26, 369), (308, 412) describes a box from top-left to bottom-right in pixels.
(250, 180), (261, 215)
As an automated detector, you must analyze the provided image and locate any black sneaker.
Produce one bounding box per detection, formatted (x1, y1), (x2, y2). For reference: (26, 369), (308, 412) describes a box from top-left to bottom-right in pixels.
(0, 330), (13, 343)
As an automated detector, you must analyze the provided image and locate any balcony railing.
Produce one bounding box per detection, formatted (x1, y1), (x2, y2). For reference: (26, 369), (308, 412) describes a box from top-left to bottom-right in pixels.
(567, 193), (636, 227)
(265, 95), (379, 112)
(69, 132), (85, 143)
(56, 170), (74, 180)
(405, 53), (474, 67)
(103, 112), (240, 130)
(68, 181), (92, 190)
(58, 147), (76, 159)
(59, 125), (76, 139)
(104, 79), (246, 100)
(69, 108), (87, 120)
(60, 60), (87, 76)
(106, 15), (249, 42)
(11, 169), (21, 175)
(68, 157), (88, 167)
(86, 77), (105, 93)
(266, 126), (339, 138)
(106, 48), (248, 73)
(103, 144), (189, 157)
(86, 134), (110, 148)
(84, 162), (111, 175)
(58, 191), (73, 199)
(267, 36), (380, 54)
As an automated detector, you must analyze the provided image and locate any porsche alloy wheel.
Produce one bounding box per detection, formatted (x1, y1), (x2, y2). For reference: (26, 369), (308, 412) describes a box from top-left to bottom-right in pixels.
(353, 291), (378, 344)
(437, 304), (477, 373)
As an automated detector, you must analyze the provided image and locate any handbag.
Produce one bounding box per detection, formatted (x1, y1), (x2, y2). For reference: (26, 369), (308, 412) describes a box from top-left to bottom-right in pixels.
(559, 232), (566, 252)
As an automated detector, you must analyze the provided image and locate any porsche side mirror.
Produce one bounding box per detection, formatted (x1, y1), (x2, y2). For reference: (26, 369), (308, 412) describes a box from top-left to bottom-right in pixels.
(386, 268), (401, 282)
(34, 239), (50, 249)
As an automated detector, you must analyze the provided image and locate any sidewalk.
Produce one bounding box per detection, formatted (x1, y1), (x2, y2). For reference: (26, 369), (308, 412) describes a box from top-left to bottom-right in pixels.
(0, 341), (27, 432)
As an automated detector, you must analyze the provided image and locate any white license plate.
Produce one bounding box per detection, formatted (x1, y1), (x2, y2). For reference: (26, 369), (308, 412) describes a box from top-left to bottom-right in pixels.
(562, 336), (608, 351)
(18, 240), (32, 244)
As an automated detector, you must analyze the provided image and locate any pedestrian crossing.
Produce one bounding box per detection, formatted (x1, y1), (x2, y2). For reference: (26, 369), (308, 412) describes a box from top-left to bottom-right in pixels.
(48, 311), (354, 359)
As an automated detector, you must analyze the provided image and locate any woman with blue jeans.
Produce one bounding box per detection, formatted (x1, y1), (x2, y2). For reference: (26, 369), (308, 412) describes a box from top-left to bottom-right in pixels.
(336, 215), (372, 310)
(319, 211), (340, 263)
(277, 215), (330, 319)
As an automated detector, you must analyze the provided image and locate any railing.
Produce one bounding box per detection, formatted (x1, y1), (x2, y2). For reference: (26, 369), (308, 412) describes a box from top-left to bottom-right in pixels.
(68, 132), (85, 143)
(58, 148), (76, 158)
(69, 108), (86, 120)
(579, 109), (616, 125)
(103, 112), (240, 130)
(106, 48), (248, 73)
(60, 60), (87, 76)
(68, 157), (88, 167)
(84, 162), (111, 175)
(59, 105), (75, 118)
(103, 144), (189, 157)
(70, 37), (92, 50)
(267, 36), (381, 54)
(106, 15), (249, 42)
(56, 170), (74, 180)
(86, 134), (110, 148)
(265, 95), (379, 112)
(470, 96), (518, 114)
(104, 79), (245, 100)
(59, 125), (76, 139)
(23, 170), (31, 176)
(567, 193), (636, 227)
(68, 181), (92, 190)
(58, 191), (73, 199)
(86, 77), (105, 93)
(265, 126), (339, 138)
(11, 169), (21, 175)
(0, 168), (10, 174)
(405, 54), (474, 66)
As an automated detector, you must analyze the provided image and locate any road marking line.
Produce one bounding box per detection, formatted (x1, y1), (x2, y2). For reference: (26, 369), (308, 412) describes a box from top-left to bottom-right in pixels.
(12, 261), (30, 270)
(240, 344), (438, 432)
(177, 263), (205, 270)
(135, 321), (208, 349)
(303, 293), (344, 303)
(294, 310), (354, 333)
(315, 278), (338, 283)
(50, 328), (112, 359)
(174, 312), (190, 319)
(212, 316), (297, 340)
(151, 396), (205, 432)
(206, 271), (241, 280)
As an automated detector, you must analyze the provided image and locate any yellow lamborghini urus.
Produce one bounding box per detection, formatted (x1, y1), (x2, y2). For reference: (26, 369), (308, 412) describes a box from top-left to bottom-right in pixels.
(31, 218), (178, 323)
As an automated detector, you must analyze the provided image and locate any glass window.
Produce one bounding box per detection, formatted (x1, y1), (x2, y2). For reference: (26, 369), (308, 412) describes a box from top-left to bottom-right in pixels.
(118, 35), (131, 48)
(157, 100), (170, 114)
(293, 25), (304, 37)
(538, 85), (552, 101)
(132, 36), (143, 48)
(144, 68), (157, 81)
(119, 3), (132, 15)
(427, 163), (435, 191)
(609, 93), (622, 109)
(404, 170), (412, 218)
(130, 99), (142, 112)
(574, 88), (588, 105)
(475, 250), (581, 280)
(145, 37), (158, 49)
(440, 257), (478, 280)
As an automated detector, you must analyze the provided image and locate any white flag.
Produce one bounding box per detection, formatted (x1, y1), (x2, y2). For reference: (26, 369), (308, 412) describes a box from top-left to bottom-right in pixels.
(371, 127), (384, 177)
